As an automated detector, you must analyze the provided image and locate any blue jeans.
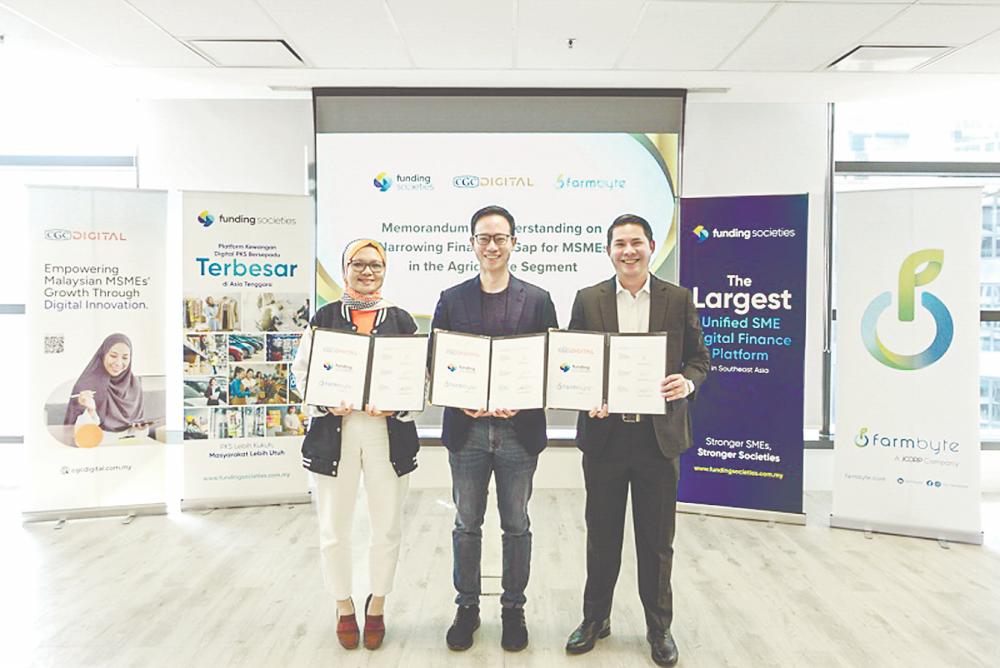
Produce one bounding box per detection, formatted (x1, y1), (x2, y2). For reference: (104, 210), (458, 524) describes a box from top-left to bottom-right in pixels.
(449, 418), (538, 609)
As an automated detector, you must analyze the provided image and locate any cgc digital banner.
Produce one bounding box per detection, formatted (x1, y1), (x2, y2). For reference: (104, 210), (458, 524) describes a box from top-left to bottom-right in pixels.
(679, 194), (808, 515)
(180, 191), (312, 507)
(26, 187), (168, 516)
(316, 133), (680, 327)
(833, 187), (981, 543)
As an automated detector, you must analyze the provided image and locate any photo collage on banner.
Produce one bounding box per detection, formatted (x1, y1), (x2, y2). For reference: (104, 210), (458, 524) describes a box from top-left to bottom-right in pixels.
(26, 187), (168, 516)
(834, 187), (981, 543)
(679, 195), (809, 516)
(316, 133), (681, 328)
(181, 192), (312, 505)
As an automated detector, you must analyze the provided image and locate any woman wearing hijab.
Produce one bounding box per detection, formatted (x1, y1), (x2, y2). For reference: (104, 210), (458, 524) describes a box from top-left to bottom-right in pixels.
(291, 239), (420, 652)
(64, 333), (145, 432)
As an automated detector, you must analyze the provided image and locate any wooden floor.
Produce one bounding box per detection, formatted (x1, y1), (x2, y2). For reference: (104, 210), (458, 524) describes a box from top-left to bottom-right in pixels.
(2, 489), (999, 668)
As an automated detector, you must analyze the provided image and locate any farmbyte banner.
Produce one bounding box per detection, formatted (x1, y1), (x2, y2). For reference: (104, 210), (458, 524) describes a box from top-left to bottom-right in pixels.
(679, 195), (808, 516)
(833, 187), (981, 543)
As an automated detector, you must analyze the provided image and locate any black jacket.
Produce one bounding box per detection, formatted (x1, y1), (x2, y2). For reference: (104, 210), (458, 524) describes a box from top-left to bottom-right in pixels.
(430, 274), (559, 455)
(569, 276), (710, 459)
(301, 301), (421, 477)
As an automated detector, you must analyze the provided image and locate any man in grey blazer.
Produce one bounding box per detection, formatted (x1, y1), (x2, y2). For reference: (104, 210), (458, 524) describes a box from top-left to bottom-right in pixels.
(565, 214), (710, 667)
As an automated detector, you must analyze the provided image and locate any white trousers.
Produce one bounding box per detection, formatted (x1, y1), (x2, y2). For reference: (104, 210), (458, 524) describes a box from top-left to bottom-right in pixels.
(312, 412), (409, 600)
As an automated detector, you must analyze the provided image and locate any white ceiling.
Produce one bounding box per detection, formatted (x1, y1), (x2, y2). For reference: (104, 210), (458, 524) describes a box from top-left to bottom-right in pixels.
(4, 0), (1000, 101)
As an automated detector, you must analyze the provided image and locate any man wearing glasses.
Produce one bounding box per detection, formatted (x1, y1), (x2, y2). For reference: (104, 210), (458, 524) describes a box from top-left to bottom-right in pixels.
(431, 205), (558, 653)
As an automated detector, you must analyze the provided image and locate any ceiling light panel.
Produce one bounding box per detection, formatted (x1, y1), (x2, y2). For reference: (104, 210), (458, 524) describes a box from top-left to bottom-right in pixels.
(620, 1), (774, 71)
(0, 0), (208, 66)
(516, 0), (646, 69)
(722, 2), (904, 72)
(189, 39), (303, 67)
(126, 0), (280, 38)
(256, 0), (410, 68)
(387, 0), (512, 69)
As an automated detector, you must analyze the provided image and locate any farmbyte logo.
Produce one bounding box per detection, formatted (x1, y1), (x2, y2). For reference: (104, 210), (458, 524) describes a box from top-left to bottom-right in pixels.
(197, 210), (215, 227)
(860, 249), (953, 370)
(853, 425), (959, 456)
(692, 225), (710, 243)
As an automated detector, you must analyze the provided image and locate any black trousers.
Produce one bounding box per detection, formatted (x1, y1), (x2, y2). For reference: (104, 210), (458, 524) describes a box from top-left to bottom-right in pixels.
(581, 419), (679, 632)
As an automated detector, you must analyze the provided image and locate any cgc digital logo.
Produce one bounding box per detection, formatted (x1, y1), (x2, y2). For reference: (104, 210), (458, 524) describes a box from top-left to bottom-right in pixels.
(197, 210), (215, 227)
(452, 175), (535, 188)
(692, 225), (710, 243)
(44, 228), (128, 241)
(861, 248), (953, 371)
(373, 172), (392, 192)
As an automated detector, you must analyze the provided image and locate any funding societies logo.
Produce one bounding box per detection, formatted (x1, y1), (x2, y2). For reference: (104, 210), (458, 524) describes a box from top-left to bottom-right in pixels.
(692, 225), (710, 243)
(197, 211), (215, 228)
(373, 172), (392, 192)
(860, 248), (953, 370)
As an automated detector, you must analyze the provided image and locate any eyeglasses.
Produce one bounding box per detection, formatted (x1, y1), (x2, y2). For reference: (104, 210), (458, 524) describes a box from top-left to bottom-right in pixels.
(348, 261), (385, 274)
(472, 234), (512, 247)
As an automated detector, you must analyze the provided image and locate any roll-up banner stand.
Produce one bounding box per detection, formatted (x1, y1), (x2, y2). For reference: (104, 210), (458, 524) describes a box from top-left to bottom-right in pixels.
(180, 191), (312, 510)
(679, 194), (809, 524)
(25, 186), (169, 522)
(833, 187), (982, 544)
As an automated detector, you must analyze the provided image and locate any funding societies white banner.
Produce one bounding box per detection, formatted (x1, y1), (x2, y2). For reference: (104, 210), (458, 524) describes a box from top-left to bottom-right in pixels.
(181, 191), (312, 507)
(26, 187), (168, 517)
(834, 187), (981, 543)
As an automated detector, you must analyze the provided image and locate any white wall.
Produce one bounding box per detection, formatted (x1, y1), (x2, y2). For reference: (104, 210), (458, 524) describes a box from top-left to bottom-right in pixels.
(684, 102), (829, 431)
(137, 99), (312, 194)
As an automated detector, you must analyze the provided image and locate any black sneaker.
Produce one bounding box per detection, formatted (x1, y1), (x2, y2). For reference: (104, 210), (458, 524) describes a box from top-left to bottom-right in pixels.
(446, 605), (480, 651)
(501, 607), (528, 652)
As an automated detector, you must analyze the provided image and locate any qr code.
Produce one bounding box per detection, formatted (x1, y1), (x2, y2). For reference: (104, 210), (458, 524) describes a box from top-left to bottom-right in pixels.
(44, 336), (64, 354)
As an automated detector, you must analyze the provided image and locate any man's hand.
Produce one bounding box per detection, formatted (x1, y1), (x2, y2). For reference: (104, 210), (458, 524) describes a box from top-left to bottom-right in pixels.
(588, 403), (609, 419)
(364, 404), (395, 418)
(327, 400), (354, 416)
(490, 408), (519, 419)
(660, 374), (691, 402)
(462, 408), (489, 419)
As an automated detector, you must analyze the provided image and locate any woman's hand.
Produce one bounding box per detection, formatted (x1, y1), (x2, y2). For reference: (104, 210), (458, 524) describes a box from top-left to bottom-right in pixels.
(490, 408), (519, 419)
(326, 401), (354, 416)
(364, 404), (395, 418)
(462, 408), (489, 419)
(77, 390), (97, 415)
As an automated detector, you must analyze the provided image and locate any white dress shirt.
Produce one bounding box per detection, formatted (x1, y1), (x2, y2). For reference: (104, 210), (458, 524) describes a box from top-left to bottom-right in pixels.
(615, 274), (651, 334)
(615, 273), (693, 398)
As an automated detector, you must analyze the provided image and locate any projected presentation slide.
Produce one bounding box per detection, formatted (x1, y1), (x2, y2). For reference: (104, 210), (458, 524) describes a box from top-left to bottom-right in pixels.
(316, 132), (679, 326)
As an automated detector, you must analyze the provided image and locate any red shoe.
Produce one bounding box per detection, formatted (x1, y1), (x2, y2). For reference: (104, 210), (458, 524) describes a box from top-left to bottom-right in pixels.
(363, 594), (385, 650)
(336, 601), (359, 649)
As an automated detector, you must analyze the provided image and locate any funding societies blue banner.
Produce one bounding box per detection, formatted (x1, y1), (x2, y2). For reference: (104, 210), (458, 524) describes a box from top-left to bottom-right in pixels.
(679, 194), (808, 514)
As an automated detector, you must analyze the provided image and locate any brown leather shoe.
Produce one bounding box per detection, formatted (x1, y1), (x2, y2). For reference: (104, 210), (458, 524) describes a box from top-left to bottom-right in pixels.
(336, 600), (359, 649)
(363, 594), (385, 650)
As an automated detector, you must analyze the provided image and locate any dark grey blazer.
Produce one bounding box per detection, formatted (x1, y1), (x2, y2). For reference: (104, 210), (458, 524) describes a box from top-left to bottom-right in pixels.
(431, 274), (559, 455)
(568, 275), (710, 459)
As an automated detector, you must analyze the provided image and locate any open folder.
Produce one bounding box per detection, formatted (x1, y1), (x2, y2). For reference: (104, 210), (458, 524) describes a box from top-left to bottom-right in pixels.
(429, 330), (547, 411)
(302, 327), (428, 413)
